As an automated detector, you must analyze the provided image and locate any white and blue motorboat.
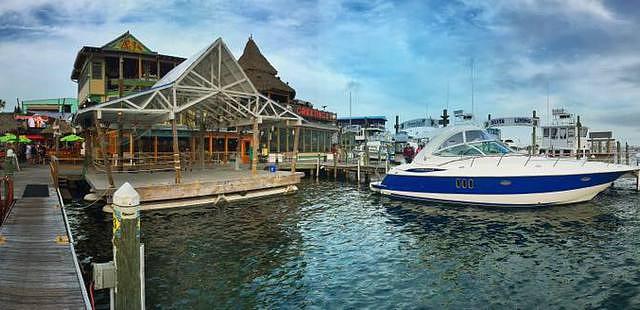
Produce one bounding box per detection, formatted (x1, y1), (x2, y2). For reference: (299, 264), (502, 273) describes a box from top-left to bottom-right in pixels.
(371, 126), (639, 206)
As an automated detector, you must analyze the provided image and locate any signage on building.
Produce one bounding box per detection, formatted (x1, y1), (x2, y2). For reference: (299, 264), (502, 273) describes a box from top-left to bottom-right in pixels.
(485, 117), (539, 128)
(295, 106), (336, 121)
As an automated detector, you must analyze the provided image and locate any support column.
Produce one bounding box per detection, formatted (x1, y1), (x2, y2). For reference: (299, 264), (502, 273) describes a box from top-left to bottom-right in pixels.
(171, 116), (181, 184)
(117, 123), (124, 171)
(153, 136), (158, 163)
(94, 113), (115, 188)
(276, 127), (281, 153)
(118, 56), (124, 98)
(291, 126), (300, 173)
(129, 132), (134, 159)
(208, 133), (213, 163)
(252, 118), (259, 175)
(199, 129), (205, 170)
(224, 135), (229, 164)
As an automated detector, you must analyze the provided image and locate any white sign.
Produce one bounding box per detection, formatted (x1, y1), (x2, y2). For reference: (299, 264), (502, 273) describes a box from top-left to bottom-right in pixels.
(485, 117), (539, 128)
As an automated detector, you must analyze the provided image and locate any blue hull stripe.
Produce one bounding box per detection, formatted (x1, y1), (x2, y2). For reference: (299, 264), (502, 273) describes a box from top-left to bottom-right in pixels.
(376, 171), (625, 195)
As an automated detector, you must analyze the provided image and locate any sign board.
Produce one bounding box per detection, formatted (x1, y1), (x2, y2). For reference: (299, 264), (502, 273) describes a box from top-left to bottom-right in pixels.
(485, 117), (539, 128)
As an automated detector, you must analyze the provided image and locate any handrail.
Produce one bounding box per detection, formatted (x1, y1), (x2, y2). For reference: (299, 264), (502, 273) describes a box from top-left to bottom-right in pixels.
(0, 176), (14, 226)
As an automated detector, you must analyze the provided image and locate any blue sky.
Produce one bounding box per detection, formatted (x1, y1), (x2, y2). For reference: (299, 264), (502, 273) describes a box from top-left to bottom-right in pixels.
(1, 0), (639, 143)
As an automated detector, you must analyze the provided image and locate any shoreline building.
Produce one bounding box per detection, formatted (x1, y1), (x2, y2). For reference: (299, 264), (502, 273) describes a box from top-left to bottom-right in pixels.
(538, 108), (589, 157)
(588, 131), (617, 161)
(71, 31), (185, 105)
(238, 37), (337, 156)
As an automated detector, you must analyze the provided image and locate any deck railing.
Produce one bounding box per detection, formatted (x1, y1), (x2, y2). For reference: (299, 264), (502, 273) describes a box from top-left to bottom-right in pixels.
(0, 176), (14, 226)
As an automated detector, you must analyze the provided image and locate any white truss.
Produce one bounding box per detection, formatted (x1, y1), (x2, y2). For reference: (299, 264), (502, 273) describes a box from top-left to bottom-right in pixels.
(76, 38), (303, 127)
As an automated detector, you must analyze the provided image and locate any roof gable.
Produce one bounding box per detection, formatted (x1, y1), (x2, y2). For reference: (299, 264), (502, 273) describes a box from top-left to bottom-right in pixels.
(102, 31), (154, 54)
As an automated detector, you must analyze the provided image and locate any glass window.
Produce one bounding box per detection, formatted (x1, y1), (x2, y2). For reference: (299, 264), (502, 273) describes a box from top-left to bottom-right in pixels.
(543, 128), (549, 138)
(91, 62), (102, 80)
(464, 130), (492, 142)
(550, 128), (558, 139)
(469, 141), (512, 155)
(438, 132), (463, 149)
(435, 144), (483, 156)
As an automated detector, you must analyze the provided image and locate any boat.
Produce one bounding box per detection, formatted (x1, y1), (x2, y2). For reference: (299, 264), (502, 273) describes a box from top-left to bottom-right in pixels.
(370, 125), (639, 207)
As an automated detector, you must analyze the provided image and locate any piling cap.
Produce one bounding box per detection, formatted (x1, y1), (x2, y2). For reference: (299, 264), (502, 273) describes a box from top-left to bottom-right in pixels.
(113, 182), (140, 207)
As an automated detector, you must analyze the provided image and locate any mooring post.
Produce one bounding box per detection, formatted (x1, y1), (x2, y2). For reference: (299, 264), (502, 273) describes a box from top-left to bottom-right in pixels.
(171, 114), (181, 184)
(291, 125), (300, 173)
(316, 154), (320, 181)
(625, 142), (630, 165)
(357, 154), (361, 184)
(94, 112), (115, 188)
(617, 141), (622, 164)
(251, 118), (259, 176)
(112, 182), (143, 309)
(333, 150), (337, 179)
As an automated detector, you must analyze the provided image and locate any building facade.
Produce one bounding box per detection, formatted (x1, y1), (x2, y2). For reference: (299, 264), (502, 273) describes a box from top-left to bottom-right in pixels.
(238, 37), (337, 156)
(71, 31), (185, 106)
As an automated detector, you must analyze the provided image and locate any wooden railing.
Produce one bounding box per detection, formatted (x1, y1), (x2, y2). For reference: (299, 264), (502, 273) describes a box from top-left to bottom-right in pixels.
(50, 156), (60, 188)
(0, 176), (14, 226)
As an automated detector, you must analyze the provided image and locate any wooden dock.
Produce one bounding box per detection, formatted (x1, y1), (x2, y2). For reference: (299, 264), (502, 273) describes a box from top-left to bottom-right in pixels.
(0, 166), (90, 309)
(84, 164), (302, 205)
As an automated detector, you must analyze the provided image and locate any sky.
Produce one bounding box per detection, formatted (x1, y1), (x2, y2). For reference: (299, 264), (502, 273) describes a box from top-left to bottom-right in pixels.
(1, 0), (639, 143)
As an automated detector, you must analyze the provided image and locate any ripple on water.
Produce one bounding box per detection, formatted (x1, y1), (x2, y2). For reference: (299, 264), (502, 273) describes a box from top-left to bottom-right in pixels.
(66, 179), (640, 309)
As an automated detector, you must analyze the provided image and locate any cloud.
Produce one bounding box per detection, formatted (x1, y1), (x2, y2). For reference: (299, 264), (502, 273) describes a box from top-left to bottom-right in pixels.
(1, 0), (640, 144)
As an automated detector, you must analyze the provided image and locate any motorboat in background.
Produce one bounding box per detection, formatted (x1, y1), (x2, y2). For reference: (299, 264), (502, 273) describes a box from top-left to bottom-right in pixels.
(371, 126), (639, 207)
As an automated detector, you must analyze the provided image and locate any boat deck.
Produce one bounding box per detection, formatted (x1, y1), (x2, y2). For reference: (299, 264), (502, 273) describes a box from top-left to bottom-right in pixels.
(0, 166), (89, 309)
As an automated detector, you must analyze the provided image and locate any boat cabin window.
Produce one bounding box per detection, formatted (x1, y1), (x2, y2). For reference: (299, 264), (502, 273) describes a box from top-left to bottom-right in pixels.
(468, 141), (511, 155)
(438, 132), (463, 150)
(464, 130), (493, 143)
(435, 144), (483, 156)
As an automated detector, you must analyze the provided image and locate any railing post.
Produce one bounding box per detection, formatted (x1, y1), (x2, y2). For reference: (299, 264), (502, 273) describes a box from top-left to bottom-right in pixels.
(112, 182), (143, 310)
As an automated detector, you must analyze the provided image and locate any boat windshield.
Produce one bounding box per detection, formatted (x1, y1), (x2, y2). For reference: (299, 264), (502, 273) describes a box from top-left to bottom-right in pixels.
(434, 129), (513, 157)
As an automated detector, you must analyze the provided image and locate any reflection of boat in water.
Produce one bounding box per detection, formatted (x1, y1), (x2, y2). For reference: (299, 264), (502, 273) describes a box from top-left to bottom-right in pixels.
(371, 126), (639, 207)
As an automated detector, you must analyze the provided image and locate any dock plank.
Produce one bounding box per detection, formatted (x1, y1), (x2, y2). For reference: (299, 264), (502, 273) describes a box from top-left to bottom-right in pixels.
(0, 166), (88, 309)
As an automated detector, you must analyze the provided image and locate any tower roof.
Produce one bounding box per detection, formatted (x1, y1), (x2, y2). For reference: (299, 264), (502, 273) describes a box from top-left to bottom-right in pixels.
(238, 37), (278, 75)
(237, 37), (295, 98)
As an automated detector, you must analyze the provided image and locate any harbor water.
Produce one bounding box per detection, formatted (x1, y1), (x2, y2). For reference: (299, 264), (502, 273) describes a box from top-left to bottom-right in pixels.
(66, 178), (640, 308)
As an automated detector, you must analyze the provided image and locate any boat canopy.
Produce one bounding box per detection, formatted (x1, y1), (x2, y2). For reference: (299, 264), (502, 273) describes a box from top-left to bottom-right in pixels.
(414, 126), (512, 163)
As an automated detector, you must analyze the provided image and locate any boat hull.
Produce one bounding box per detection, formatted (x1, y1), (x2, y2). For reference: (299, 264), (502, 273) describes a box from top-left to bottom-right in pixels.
(371, 171), (627, 206)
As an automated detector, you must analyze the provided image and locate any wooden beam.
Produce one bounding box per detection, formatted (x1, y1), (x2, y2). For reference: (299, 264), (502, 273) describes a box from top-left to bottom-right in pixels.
(291, 126), (300, 173)
(94, 113), (114, 188)
(172, 116), (181, 184)
(252, 118), (259, 175)
(154, 135), (158, 162)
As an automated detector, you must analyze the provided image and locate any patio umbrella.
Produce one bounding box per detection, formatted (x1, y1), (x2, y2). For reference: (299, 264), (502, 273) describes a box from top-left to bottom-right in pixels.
(60, 134), (84, 142)
(0, 133), (17, 143)
(18, 135), (32, 144)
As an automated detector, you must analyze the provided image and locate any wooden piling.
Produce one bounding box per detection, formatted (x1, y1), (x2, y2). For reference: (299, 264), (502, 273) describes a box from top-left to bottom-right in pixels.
(112, 183), (143, 309)
(95, 112), (115, 188)
(291, 126), (300, 173)
(171, 115), (181, 184)
(252, 118), (259, 176)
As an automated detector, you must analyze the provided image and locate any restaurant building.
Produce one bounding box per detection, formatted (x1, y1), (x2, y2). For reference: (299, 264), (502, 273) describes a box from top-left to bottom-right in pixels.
(238, 37), (338, 155)
(71, 31), (185, 106)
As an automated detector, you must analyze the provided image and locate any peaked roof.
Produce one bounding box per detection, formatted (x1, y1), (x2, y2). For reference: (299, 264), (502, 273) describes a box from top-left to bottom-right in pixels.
(76, 37), (302, 127)
(238, 38), (277, 75)
(101, 31), (153, 54)
(238, 37), (295, 98)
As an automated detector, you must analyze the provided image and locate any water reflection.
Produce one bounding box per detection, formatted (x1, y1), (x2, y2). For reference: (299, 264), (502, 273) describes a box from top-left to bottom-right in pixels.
(66, 178), (640, 309)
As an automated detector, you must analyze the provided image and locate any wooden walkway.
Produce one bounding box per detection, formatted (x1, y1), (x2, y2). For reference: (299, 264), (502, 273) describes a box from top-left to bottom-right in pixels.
(0, 166), (89, 309)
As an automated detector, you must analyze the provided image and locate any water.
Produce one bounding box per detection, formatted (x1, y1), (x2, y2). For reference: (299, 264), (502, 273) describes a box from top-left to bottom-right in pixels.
(66, 179), (640, 309)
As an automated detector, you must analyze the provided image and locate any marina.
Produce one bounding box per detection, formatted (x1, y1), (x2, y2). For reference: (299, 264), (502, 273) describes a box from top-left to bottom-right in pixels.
(2, 2), (640, 309)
